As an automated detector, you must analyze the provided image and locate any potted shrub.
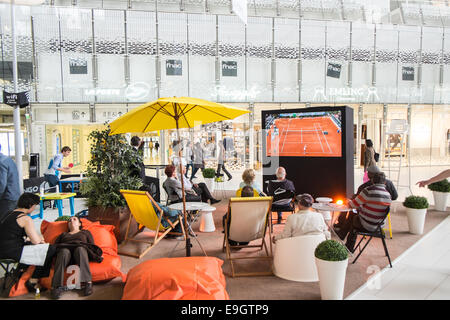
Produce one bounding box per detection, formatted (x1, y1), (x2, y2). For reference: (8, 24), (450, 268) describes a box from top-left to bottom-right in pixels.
(314, 240), (348, 300)
(202, 168), (216, 192)
(403, 195), (429, 235)
(428, 179), (450, 211)
(79, 126), (143, 243)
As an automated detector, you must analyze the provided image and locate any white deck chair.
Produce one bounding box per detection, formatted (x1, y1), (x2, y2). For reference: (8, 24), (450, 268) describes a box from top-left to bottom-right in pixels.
(273, 234), (326, 282)
(222, 196), (273, 277)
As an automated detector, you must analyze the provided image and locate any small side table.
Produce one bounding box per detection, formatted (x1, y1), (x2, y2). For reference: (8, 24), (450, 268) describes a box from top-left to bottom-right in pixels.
(32, 192), (77, 219)
(199, 206), (217, 232)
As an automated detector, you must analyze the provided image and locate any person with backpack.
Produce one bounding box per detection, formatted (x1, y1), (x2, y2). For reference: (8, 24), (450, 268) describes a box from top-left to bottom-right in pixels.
(44, 146), (72, 191)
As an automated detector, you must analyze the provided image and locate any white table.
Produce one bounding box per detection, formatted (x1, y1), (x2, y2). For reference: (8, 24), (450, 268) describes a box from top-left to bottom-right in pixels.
(312, 202), (351, 225)
(168, 202), (215, 233)
(167, 202), (210, 256)
(315, 197), (333, 221)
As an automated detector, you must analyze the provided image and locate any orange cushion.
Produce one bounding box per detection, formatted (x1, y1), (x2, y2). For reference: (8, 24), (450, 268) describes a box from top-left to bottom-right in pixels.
(38, 254), (126, 290)
(9, 266), (35, 297)
(121, 257), (229, 300)
(40, 219), (117, 256)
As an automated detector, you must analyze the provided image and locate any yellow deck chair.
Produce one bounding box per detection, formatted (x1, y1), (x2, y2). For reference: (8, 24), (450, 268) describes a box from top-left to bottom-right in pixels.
(222, 196), (273, 277)
(383, 211), (393, 239)
(235, 187), (260, 197)
(119, 190), (185, 259)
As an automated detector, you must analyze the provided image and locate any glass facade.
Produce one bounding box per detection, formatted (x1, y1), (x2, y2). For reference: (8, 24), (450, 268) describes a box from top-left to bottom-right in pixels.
(0, 2), (449, 178)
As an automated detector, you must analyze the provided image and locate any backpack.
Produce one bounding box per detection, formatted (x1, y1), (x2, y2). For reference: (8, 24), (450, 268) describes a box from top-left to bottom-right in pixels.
(374, 152), (380, 162)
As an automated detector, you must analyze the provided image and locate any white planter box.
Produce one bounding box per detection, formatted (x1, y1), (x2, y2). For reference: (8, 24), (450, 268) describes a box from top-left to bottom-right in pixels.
(315, 257), (348, 300)
(433, 191), (448, 212)
(405, 207), (427, 235)
(204, 178), (215, 193)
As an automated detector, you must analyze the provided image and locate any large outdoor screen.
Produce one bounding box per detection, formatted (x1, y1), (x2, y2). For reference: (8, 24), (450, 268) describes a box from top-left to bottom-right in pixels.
(264, 110), (342, 157)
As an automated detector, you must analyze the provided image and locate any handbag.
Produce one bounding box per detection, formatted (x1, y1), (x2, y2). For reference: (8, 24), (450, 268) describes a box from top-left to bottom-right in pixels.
(374, 152), (380, 162)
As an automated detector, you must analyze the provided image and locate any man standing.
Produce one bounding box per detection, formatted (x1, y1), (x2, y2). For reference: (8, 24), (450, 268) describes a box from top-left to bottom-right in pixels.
(44, 146), (72, 191)
(0, 144), (21, 219)
(130, 136), (145, 181)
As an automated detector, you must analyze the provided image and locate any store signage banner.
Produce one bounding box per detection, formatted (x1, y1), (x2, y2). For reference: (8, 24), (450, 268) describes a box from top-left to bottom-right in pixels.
(326, 63), (341, 79)
(222, 61), (237, 77)
(232, 0), (248, 25)
(3, 91), (30, 108)
(69, 58), (88, 74)
(402, 66), (415, 81)
(166, 59), (183, 76)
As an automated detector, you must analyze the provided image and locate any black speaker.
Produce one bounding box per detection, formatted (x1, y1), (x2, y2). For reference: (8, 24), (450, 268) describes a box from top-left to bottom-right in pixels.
(29, 153), (40, 178)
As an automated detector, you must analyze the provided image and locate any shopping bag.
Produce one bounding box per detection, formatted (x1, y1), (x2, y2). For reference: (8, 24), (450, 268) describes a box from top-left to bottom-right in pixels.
(363, 171), (370, 183)
(19, 244), (49, 266)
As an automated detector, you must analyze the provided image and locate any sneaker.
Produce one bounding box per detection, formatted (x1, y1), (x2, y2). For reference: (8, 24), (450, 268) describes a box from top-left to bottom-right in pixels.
(83, 282), (93, 296)
(51, 287), (65, 300)
(227, 176), (232, 181)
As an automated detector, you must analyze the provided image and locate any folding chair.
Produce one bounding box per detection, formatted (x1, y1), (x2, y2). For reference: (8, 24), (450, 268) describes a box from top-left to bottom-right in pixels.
(222, 196), (274, 277)
(0, 259), (23, 298)
(119, 190), (185, 259)
(383, 211), (393, 239)
(352, 208), (392, 268)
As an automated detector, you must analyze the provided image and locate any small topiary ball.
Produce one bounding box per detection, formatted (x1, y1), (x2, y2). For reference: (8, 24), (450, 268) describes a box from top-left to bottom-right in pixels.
(315, 240), (348, 262)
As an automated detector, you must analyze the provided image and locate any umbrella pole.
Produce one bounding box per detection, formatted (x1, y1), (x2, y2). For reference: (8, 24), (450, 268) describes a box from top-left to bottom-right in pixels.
(175, 118), (191, 257)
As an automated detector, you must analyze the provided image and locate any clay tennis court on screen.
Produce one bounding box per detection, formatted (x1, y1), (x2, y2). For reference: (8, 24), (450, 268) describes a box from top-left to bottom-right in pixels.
(266, 116), (342, 157)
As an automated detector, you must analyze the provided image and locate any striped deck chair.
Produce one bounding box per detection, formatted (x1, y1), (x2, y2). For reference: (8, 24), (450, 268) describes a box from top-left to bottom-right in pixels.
(222, 196), (273, 277)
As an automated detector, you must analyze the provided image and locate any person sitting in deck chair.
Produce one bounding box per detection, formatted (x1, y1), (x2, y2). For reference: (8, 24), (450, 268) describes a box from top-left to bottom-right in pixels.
(222, 185), (256, 247)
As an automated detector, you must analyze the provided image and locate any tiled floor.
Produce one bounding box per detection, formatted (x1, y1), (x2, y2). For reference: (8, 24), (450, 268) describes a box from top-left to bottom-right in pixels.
(347, 215), (450, 300)
(28, 165), (450, 300)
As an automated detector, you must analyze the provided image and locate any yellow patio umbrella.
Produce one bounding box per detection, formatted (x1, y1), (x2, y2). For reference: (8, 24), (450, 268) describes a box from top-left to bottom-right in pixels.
(109, 96), (250, 256)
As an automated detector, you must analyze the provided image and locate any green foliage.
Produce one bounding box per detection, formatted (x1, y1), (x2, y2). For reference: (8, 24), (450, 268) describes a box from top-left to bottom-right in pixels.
(403, 195), (429, 209)
(314, 240), (348, 262)
(428, 179), (450, 193)
(55, 216), (71, 222)
(202, 168), (216, 179)
(79, 126), (143, 208)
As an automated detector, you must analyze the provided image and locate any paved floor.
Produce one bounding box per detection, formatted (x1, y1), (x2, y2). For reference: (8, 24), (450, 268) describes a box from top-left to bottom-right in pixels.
(347, 214), (450, 300)
(26, 164), (449, 300)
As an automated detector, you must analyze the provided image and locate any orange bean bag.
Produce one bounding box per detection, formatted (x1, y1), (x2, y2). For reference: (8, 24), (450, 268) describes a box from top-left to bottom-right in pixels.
(122, 257), (229, 300)
(8, 219), (125, 297)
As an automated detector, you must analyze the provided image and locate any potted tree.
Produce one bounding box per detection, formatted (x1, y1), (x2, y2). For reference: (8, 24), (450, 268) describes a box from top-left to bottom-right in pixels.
(403, 195), (429, 235)
(79, 126), (143, 243)
(428, 179), (450, 212)
(314, 240), (349, 300)
(202, 168), (216, 193)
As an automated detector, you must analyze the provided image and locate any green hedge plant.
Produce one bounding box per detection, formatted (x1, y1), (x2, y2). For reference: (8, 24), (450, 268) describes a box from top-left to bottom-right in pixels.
(314, 240), (348, 262)
(202, 168), (216, 179)
(79, 126), (143, 208)
(428, 179), (450, 193)
(55, 216), (72, 222)
(403, 195), (429, 210)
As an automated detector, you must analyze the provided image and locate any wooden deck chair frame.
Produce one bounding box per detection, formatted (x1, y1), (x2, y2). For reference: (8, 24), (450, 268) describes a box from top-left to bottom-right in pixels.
(222, 196), (274, 277)
(119, 189), (186, 259)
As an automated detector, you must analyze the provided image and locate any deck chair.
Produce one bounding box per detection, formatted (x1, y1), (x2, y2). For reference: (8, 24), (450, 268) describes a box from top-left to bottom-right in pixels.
(222, 196), (273, 277)
(119, 189), (185, 259)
